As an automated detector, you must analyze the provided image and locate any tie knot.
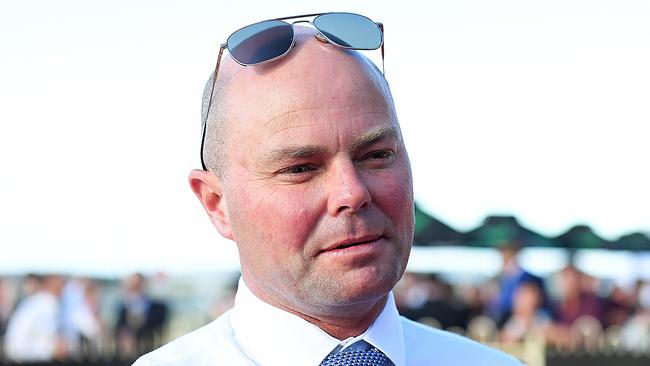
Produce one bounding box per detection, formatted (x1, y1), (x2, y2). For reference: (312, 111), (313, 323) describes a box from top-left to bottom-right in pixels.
(320, 342), (388, 366)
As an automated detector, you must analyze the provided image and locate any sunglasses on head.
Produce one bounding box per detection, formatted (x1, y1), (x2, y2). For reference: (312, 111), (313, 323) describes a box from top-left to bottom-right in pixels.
(200, 12), (385, 171)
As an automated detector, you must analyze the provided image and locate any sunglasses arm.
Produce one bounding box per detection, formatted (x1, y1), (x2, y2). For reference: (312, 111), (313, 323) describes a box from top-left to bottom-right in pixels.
(377, 22), (385, 76)
(200, 43), (228, 171)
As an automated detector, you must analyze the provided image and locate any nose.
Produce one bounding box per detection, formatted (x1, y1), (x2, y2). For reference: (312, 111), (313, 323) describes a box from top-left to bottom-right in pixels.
(326, 159), (371, 216)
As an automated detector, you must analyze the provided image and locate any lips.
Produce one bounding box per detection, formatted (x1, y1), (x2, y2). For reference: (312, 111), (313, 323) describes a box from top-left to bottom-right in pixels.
(320, 235), (383, 253)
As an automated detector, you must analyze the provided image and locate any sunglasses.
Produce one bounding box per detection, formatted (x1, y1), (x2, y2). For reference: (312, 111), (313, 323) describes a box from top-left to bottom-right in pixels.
(200, 12), (385, 170)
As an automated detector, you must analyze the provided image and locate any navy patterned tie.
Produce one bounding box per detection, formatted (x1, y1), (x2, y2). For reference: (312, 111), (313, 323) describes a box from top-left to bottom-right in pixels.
(320, 341), (388, 366)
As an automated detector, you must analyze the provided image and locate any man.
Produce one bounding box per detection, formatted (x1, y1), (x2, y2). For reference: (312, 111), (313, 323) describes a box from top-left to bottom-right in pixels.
(116, 273), (168, 357)
(135, 14), (522, 365)
(493, 241), (549, 326)
(4, 274), (68, 362)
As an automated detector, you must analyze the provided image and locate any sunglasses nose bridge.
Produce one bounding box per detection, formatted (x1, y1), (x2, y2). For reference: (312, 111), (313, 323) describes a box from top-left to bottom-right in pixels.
(291, 19), (311, 26)
(290, 19), (329, 44)
(313, 32), (329, 44)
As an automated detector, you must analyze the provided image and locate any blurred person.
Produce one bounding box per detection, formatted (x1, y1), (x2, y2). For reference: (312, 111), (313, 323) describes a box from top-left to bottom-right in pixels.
(620, 281), (650, 352)
(394, 272), (433, 320)
(398, 274), (468, 330)
(116, 273), (168, 357)
(492, 241), (550, 325)
(3, 274), (68, 362)
(0, 277), (16, 338)
(602, 284), (635, 328)
(133, 15), (522, 366)
(0, 277), (15, 339)
(79, 280), (105, 354)
(544, 265), (606, 348)
(422, 276), (469, 330)
(554, 265), (604, 327)
(501, 281), (551, 343)
(457, 281), (494, 326)
(19, 273), (43, 299)
(61, 278), (104, 358)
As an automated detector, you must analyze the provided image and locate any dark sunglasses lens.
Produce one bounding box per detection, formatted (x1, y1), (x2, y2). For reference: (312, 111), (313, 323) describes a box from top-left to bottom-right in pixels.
(227, 20), (294, 65)
(313, 13), (382, 49)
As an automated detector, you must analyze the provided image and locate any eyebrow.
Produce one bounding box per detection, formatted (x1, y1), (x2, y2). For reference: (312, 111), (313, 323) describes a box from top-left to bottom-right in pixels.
(260, 124), (400, 165)
(262, 145), (326, 164)
(349, 125), (400, 153)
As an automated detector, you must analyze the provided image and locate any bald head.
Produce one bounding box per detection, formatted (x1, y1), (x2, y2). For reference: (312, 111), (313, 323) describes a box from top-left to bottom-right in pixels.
(201, 26), (395, 178)
(190, 24), (414, 327)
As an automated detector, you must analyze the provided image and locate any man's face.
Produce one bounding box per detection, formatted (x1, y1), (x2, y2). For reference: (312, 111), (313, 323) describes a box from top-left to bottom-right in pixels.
(217, 39), (414, 313)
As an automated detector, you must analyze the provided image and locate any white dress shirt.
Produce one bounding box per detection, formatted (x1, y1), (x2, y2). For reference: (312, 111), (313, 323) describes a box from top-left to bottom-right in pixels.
(4, 292), (61, 362)
(134, 279), (523, 366)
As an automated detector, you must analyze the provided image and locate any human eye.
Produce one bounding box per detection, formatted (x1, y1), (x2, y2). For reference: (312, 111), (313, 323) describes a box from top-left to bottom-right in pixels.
(358, 149), (396, 168)
(278, 164), (318, 175)
(367, 150), (395, 160)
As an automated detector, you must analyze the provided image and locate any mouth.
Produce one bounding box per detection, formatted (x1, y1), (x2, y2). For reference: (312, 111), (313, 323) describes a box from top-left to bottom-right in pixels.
(320, 235), (384, 254)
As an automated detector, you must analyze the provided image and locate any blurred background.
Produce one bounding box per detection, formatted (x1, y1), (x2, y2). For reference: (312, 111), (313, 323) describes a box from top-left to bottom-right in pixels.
(1, 1), (648, 365)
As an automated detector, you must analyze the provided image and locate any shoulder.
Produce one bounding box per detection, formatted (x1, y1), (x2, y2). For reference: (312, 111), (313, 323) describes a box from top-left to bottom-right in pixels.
(400, 317), (524, 365)
(132, 311), (251, 366)
(10, 294), (56, 322)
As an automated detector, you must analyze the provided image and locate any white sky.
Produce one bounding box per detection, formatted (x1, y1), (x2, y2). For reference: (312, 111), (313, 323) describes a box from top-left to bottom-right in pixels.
(1, 0), (649, 276)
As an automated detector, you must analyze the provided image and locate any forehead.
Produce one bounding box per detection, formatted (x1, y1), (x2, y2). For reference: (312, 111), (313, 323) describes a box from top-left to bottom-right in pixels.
(230, 86), (397, 165)
(228, 59), (394, 142)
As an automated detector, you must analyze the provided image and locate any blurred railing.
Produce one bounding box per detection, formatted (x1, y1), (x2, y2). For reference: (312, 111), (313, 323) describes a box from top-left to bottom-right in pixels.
(421, 315), (650, 366)
(0, 332), (143, 366)
(0, 362), (132, 366)
(1, 319), (649, 366)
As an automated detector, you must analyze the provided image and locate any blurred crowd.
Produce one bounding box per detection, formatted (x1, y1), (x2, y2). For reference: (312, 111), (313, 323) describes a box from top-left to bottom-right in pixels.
(1, 245), (650, 363)
(0, 273), (167, 362)
(394, 243), (650, 353)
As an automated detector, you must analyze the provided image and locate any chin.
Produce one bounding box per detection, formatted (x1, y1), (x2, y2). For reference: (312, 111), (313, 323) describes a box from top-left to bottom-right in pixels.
(335, 268), (401, 305)
(302, 256), (407, 308)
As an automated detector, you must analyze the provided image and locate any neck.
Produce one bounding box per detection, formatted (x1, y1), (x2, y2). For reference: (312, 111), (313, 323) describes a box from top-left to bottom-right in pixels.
(292, 295), (388, 339)
(243, 275), (388, 340)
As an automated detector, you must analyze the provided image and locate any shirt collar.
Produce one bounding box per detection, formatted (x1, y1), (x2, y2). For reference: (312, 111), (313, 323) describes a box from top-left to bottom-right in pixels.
(363, 292), (406, 366)
(229, 278), (405, 366)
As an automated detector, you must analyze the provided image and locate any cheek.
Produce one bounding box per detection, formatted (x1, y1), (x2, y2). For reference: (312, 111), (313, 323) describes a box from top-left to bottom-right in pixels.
(370, 166), (414, 227)
(228, 183), (323, 257)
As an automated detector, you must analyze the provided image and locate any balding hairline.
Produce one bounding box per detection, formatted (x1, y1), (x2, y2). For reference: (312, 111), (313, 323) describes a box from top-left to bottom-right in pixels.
(201, 71), (235, 178)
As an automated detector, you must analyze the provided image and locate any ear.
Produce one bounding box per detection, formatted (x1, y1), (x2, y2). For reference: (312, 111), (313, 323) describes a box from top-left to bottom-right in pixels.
(188, 169), (233, 240)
